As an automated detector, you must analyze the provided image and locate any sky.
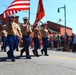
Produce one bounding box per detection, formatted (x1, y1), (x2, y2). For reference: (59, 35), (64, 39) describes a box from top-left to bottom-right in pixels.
(0, 0), (76, 33)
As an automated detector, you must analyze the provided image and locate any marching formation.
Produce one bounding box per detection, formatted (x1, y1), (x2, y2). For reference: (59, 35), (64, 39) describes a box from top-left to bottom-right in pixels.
(0, 15), (49, 62)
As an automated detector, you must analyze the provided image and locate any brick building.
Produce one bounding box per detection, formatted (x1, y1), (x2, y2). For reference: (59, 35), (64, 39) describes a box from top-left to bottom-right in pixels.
(47, 21), (72, 36)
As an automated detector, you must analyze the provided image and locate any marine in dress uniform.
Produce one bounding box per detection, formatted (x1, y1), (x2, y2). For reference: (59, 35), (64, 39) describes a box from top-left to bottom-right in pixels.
(1, 25), (8, 52)
(20, 17), (32, 59)
(41, 23), (49, 56)
(6, 14), (22, 62)
(32, 23), (41, 57)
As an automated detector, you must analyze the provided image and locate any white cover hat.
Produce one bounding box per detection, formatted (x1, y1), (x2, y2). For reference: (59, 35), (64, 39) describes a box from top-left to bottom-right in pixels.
(23, 17), (28, 20)
(9, 14), (16, 18)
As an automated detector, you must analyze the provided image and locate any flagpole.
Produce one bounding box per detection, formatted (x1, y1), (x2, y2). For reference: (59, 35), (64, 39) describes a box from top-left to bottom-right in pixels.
(28, 10), (30, 25)
(28, 0), (30, 25)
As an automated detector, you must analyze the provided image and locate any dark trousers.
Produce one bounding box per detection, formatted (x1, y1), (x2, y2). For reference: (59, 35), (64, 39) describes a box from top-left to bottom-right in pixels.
(33, 37), (40, 55)
(72, 44), (76, 52)
(42, 37), (48, 55)
(2, 37), (8, 52)
(21, 36), (30, 57)
(7, 35), (17, 60)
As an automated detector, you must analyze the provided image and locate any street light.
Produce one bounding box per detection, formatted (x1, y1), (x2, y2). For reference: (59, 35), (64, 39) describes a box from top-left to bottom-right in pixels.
(57, 5), (66, 35)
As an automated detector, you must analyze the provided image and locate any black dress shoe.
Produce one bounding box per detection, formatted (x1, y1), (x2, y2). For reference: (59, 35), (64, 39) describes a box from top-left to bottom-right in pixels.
(16, 49), (19, 51)
(4, 50), (6, 52)
(7, 52), (11, 59)
(20, 50), (23, 57)
(11, 59), (15, 62)
(45, 54), (49, 56)
(26, 56), (31, 59)
(16, 48), (19, 51)
(20, 52), (22, 57)
(36, 55), (39, 57)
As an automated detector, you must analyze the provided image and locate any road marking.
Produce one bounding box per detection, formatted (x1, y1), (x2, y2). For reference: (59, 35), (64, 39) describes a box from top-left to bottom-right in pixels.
(49, 55), (76, 60)
(14, 51), (76, 61)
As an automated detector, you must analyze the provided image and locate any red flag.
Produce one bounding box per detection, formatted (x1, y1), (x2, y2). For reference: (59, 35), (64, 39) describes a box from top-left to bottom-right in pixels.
(1, 0), (30, 18)
(34, 0), (45, 24)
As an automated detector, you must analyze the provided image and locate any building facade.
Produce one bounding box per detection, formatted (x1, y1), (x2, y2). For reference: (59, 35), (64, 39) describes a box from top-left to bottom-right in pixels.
(47, 21), (72, 36)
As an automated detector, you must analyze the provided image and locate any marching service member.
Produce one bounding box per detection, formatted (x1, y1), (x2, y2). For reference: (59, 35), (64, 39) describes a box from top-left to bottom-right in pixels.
(41, 23), (49, 56)
(20, 17), (32, 59)
(32, 22), (41, 57)
(6, 14), (22, 62)
(1, 25), (8, 52)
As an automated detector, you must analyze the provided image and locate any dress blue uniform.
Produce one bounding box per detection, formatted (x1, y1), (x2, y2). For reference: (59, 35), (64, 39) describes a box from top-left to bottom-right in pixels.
(6, 15), (22, 62)
(1, 28), (8, 52)
(41, 23), (49, 56)
(15, 36), (19, 51)
(32, 24), (40, 57)
(20, 17), (32, 59)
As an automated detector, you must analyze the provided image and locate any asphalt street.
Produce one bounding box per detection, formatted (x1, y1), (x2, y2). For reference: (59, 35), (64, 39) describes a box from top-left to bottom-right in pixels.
(0, 47), (76, 75)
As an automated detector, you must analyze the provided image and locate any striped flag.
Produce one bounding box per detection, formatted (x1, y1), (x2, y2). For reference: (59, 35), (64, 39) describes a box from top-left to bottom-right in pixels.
(1, 0), (30, 18)
(57, 18), (62, 23)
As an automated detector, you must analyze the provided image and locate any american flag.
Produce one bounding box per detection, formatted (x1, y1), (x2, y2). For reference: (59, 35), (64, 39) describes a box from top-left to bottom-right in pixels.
(57, 18), (62, 23)
(1, 0), (30, 18)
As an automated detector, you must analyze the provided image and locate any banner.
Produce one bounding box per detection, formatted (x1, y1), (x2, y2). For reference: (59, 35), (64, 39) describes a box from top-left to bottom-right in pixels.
(34, 0), (45, 24)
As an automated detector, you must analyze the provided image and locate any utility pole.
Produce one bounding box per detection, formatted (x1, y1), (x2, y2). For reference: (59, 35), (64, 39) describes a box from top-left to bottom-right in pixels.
(57, 5), (66, 35)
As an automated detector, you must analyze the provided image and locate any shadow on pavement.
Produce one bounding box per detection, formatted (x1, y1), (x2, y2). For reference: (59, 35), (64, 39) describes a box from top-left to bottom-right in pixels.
(0, 54), (42, 62)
